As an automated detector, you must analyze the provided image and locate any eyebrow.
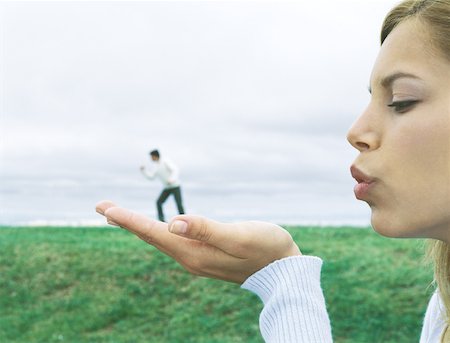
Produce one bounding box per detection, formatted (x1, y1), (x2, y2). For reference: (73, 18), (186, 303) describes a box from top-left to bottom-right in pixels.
(367, 72), (423, 94)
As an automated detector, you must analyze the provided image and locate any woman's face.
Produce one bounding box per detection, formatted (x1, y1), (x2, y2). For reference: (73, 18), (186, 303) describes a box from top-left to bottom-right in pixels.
(347, 18), (450, 242)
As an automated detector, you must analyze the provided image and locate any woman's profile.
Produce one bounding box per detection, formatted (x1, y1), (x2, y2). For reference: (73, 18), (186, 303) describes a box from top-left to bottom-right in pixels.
(96, 0), (450, 341)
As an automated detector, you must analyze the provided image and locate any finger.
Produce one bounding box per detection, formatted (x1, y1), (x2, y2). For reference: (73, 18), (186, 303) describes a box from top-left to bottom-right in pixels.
(107, 219), (120, 227)
(103, 207), (259, 282)
(104, 206), (187, 253)
(104, 206), (180, 258)
(95, 200), (118, 215)
(168, 215), (250, 256)
(104, 207), (239, 267)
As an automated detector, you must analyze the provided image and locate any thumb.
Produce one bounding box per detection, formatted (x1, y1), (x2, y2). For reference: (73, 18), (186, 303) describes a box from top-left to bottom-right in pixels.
(168, 215), (248, 254)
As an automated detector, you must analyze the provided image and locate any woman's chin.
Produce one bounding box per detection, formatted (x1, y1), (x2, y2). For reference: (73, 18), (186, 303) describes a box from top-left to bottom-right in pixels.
(370, 209), (450, 241)
(370, 212), (412, 238)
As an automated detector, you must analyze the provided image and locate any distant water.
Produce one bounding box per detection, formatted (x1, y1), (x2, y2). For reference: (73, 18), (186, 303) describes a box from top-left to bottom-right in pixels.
(5, 219), (371, 228)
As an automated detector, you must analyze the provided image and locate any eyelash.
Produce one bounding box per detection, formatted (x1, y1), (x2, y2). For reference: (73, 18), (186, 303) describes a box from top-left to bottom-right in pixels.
(387, 100), (419, 113)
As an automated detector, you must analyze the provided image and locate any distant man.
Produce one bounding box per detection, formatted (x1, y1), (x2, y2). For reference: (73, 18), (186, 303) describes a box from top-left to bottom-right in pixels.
(140, 150), (185, 222)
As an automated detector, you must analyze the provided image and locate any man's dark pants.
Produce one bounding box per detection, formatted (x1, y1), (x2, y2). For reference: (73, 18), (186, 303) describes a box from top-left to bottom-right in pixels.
(156, 186), (185, 222)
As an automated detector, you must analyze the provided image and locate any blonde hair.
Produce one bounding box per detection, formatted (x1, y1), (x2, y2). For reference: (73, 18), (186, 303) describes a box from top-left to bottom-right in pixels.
(381, 1), (450, 341)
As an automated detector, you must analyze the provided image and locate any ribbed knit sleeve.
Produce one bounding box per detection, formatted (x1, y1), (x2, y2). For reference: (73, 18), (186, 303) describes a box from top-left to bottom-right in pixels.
(241, 256), (332, 342)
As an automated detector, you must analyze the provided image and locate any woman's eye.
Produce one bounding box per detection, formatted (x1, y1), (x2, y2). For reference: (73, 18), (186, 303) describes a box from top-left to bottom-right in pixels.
(387, 100), (419, 113)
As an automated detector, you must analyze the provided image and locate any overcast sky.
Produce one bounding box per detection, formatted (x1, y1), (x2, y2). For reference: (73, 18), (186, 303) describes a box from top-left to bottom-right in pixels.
(0, 0), (399, 226)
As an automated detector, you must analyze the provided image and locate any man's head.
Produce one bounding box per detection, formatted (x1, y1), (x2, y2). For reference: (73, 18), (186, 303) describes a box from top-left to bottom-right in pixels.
(150, 149), (160, 161)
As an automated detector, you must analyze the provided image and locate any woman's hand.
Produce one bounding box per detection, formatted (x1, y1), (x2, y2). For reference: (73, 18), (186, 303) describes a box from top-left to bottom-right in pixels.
(95, 200), (301, 284)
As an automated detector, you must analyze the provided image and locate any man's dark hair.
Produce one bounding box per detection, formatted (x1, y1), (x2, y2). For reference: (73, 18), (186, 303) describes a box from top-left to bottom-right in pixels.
(150, 150), (160, 158)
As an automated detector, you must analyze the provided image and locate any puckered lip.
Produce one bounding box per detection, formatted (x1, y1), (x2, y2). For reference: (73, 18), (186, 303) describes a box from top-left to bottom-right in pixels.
(350, 165), (375, 184)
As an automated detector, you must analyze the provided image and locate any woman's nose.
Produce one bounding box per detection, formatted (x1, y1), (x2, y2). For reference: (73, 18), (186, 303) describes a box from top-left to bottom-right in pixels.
(347, 106), (381, 152)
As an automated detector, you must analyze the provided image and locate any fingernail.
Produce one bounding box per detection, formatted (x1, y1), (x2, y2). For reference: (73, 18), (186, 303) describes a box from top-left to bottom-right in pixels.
(170, 220), (187, 234)
(107, 220), (120, 227)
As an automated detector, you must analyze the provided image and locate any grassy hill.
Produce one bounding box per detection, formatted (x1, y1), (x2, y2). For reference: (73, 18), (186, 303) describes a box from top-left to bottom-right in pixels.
(0, 226), (433, 342)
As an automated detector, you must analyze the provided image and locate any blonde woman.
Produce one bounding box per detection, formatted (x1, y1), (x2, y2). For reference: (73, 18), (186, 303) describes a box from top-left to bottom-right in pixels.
(96, 0), (450, 341)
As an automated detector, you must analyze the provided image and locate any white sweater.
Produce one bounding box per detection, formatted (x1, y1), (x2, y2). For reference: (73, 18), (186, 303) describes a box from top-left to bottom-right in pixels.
(241, 256), (446, 343)
(141, 158), (180, 189)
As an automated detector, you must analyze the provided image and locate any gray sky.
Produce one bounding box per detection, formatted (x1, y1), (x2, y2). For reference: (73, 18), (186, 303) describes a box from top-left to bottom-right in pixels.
(0, 0), (399, 225)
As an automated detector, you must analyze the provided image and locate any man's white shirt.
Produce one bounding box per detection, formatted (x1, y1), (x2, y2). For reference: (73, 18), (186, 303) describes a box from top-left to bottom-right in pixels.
(141, 158), (180, 189)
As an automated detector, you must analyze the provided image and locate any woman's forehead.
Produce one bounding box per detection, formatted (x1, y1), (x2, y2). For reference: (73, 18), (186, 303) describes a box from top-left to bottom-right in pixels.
(369, 19), (446, 91)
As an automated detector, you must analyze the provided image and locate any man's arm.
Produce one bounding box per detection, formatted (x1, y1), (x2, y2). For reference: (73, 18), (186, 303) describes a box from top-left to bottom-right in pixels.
(140, 166), (156, 180)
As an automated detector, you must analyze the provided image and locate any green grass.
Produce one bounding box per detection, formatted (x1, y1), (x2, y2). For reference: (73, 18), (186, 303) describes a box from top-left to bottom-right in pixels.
(0, 226), (433, 343)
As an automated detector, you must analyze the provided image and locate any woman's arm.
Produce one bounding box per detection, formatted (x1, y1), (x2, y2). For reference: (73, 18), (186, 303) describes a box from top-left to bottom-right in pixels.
(243, 256), (332, 342)
(95, 200), (332, 342)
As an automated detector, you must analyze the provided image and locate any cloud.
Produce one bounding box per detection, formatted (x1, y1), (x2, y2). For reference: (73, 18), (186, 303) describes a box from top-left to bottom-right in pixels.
(0, 0), (396, 225)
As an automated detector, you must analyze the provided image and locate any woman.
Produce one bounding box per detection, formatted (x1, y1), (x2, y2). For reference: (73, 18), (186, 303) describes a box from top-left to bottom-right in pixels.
(96, 0), (450, 341)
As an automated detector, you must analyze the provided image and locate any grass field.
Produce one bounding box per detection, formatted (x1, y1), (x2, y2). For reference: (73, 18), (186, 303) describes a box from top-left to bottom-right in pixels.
(0, 226), (434, 343)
